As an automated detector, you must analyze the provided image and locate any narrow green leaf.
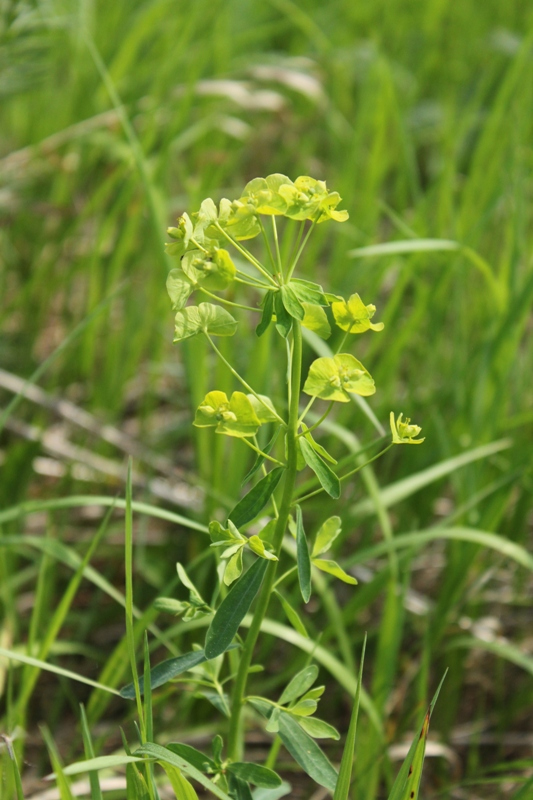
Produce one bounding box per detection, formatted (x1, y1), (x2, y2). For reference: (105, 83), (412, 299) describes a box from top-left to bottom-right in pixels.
(229, 467), (284, 529)
(241, 429), (281, 487)
(289, 698), (318, 716)
(159, 763), (199, 800)
(295, 505), (311, 603)
(126, 763), (150, 800)
(312, 516), (342, 557)
(256, 290), (274, 337)
(297, 716), (340, 740)
(205, 559), (268, 659)
(228, 763), (282, 788)
(166, 743), (216, 772)
(228, 774), (254, 800)
(61, 755), (146, 776)
(333, 636), (366, 800)
(312, 559), (357, 585)
(277, 713), (338, 792)
(41, 726), (75, 800)
(387, 672), (447, 800)
(299, 438), (340, 499)
(253, 782), (292, 799)
(301, 424), (337, 464)
(224, 548), (244, 585)
(279, 665), (319, 705)
(273, 590), (309, 638)
(348, 239), (460, 258)
(120, 650), (207, 698)
(79, 705), (103, 800)
(3, 738), (25, 800)
(136, 743), (233, 800)
(274, 291), (292, 337)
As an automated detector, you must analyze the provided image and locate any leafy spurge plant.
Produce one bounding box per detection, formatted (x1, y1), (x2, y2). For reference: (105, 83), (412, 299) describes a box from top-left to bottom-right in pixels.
(119, 173), (431, 799)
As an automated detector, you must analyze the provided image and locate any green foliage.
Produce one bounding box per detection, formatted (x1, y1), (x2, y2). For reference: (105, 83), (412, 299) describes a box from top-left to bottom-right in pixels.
(3, 5), (532, 793)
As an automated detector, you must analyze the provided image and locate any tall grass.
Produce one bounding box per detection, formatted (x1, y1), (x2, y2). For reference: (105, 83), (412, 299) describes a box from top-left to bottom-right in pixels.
(1, 0), (532, 797)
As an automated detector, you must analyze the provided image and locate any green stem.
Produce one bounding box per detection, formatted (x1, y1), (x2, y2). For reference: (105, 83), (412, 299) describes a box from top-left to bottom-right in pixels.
(241, 437), (285, 467)
(294, 443), (394, 505)
(287, 219), (317, 280)
(235, 272), (271, 290)
(272, 217), (283, 277)
(198, 286), (258, 313)
(259, 217), (277, 273)
(204, 334), (286, 427)
(297, 401), (334, 435)
(227, 323), (303, 761)
(215, 222), (278, 287)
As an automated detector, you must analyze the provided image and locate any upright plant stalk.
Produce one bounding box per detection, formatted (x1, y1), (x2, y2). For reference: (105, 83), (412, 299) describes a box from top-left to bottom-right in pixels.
(158, 173), (425, 793)
(227, 322), (303, 761)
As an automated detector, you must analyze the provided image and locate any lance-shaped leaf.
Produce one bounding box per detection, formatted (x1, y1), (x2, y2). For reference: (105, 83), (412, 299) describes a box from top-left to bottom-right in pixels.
(248, 535), (278, 561)
(303, 354), (375, 402)
(279, 665), (319, 705)
(277, 713), (338, 792)
(194, 391), (261, 438)
(229, 467), (284, 529)
(301, 424), (337, 464)
(312, 516), (342, 557)
(166, 743), (216, 773)
(274, 291), (292, 338)
(333, 637), (366, 800)
(174, 303), (237, 342)
(256, 291), (275, 337)
(301, 303), (331, 339)
(120, 649), (208, 698)
(205, 558), (269, 659)
(135, 743), (233, 800)
(331, 293), (384, 334)
(160, 764), (199, 800)
(299, 438), (341, 499)
(298, 717), (340, 740)
(295, 505), (311, 603)
(224, 548), (244, 585)
(312, 559), (357, 585)
(227, 763), (282, 788)
(273, 590), (309, 638)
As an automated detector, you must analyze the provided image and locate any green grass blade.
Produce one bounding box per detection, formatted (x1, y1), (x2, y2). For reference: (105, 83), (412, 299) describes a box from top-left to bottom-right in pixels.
(41, 726), (75, 800)
(0, 647), (120, 694)
(351, 439), (512, 518)
(79, 705), (103, 800)
(333, 635), (366, 800)
(387, 672), (447, 800)
(124, 459), (145, 733)
(136, 742), (233, 800)
(1, 735), (25, 800)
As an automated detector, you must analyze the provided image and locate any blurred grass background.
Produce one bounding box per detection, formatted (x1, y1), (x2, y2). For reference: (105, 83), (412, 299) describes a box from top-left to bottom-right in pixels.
(1, 0), (533, 797)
